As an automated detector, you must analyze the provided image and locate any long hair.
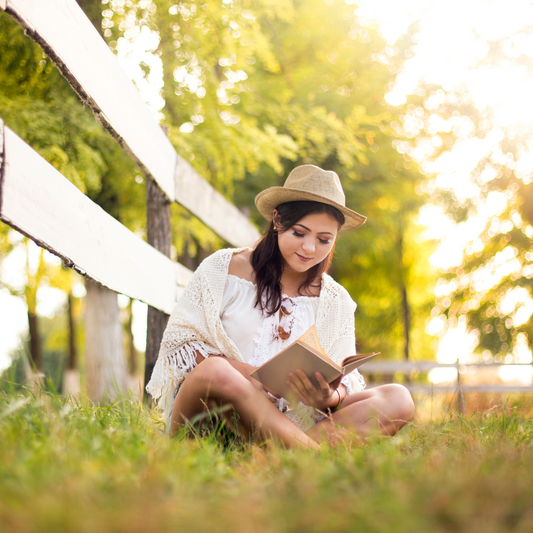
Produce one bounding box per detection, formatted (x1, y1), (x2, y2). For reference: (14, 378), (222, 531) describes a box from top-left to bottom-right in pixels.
(251, 201), (345, 316)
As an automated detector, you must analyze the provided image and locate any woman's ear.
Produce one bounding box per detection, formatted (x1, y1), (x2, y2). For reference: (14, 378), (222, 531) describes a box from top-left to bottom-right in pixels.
(272, 209), (281, 231)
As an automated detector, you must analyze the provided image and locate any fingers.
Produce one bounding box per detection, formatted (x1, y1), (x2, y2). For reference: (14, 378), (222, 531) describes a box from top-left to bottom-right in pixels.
(314, 371), (332, 394)
(288, 371), (310, 399)
(286, 369), (339, 410)
(294, 369), (331, 400)
(287, 370), (328, 407)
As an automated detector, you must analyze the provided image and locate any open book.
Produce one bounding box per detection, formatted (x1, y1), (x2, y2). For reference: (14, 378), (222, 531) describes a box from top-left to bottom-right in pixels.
(250, 325), (379, 399)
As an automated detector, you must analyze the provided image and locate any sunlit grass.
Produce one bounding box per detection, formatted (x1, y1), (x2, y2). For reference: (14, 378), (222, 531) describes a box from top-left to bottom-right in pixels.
(1, 386), (532, 533)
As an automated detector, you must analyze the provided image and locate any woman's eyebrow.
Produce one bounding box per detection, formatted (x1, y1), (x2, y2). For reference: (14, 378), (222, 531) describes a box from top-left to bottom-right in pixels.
(294, 223), (334, 236)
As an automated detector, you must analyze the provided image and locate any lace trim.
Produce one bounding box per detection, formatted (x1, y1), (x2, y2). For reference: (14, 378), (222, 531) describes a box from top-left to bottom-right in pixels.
(342, 370), (366, 395)
(285, 404), (325, 431)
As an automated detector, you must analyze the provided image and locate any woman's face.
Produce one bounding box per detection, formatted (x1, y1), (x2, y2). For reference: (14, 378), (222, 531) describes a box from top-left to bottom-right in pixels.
(276, 211), (339, 274)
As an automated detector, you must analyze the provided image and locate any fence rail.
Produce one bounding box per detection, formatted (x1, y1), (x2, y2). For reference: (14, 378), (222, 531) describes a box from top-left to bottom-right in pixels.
(364, 361), (533, 399)
(363, 361), (533, 373)
(2, 0), (260, 249)
(0, 0), (261, 312)
(0, 123), (193, 313)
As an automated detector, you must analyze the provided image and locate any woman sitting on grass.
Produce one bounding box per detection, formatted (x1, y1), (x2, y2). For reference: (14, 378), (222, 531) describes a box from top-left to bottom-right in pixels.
(147, 165), (414, 449)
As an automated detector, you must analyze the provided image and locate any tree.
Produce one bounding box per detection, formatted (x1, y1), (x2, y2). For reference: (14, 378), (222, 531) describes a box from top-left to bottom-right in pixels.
(107, 0), (435, 361)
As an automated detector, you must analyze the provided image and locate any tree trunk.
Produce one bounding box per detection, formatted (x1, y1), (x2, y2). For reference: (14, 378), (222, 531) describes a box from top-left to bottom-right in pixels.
(63, 291), (80, 396)
(401, 284), (410, 361)
(85, 279), (128, 402)
(27, 310), (42, 371)
(144, 177), (171, 400)
(67, 292), (77, 370)
(125, 298), (143, 398)
(126, 298), (136, 376)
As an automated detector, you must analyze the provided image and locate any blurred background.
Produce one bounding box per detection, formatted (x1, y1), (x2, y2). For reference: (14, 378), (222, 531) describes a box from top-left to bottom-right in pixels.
(1, 0), (532, 416)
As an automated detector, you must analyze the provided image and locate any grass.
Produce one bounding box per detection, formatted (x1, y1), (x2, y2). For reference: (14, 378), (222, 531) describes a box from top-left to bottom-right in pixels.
(1, 388), (533, 533)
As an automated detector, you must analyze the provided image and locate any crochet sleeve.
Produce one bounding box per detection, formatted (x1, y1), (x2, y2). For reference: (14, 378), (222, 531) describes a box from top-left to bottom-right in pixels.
(327, 296), (366, 395)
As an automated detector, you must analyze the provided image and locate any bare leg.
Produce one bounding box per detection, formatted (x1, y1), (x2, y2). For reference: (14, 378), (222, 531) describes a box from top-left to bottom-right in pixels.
(170, 357), (319, 450)
(307, 384), (415, 445)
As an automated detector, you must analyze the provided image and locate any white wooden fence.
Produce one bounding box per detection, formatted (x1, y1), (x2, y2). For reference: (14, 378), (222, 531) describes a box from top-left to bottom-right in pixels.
(0, 0), (259, 310)
(0, 0), (260, 390)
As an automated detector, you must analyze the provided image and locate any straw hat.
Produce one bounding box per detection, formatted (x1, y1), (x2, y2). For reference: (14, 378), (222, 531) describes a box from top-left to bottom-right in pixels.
(255, 165), (367, 232)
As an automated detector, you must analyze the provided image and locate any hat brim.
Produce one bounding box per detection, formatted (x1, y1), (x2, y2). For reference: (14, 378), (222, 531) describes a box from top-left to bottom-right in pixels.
(255, 187), (366, 232)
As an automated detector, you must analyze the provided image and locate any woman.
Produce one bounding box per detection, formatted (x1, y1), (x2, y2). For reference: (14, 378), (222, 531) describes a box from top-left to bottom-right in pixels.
(147, 165), (414, 449)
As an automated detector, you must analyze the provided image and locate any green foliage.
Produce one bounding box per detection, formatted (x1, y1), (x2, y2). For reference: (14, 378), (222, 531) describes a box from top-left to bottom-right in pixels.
(1, 390), (533, 532)
(106, 0), (435, 359)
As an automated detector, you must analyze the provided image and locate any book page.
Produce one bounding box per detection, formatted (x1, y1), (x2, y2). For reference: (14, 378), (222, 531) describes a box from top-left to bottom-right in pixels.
(341, 352), (380, 375)
(340, 352), (380, 367)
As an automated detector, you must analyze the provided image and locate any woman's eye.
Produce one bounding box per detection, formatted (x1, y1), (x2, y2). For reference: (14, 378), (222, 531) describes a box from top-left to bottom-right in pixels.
(293, 231), (305, 238)
(318, 238), (330, 245)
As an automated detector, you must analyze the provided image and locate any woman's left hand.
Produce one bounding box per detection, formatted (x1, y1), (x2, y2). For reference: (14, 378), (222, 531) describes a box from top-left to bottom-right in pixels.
(286, 370), (343, 411)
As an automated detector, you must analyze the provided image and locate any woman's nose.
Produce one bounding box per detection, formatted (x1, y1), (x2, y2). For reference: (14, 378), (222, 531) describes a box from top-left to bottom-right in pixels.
(302, 238), (315, 253)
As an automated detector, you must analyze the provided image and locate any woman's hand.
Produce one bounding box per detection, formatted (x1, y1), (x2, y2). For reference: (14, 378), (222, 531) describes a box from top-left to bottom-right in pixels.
(287, 370), (344, 411)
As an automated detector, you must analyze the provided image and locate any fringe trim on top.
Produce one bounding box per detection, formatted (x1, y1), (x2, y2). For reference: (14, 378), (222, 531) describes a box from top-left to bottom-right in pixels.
(146, 341), (221, 421)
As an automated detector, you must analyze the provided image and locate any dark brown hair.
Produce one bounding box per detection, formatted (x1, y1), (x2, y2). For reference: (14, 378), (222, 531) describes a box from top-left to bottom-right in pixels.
(251, 201), (345, 315)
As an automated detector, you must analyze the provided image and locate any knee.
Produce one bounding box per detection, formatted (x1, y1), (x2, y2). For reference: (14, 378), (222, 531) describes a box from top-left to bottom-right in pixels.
(194, 357), (249, 398)
(379, 383), (415, 425)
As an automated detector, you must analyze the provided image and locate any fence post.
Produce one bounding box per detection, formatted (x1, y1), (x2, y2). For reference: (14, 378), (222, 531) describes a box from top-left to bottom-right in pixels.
(144, 176), (171, 401)
(456, 358), (464, 414)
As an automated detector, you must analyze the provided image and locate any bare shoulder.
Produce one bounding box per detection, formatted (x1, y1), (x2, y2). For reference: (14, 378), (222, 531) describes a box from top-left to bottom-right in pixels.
(228, 249), (255, 282)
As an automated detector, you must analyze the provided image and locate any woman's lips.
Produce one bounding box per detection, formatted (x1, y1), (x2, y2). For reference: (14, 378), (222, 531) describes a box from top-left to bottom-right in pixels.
(296, 253), (312, 262)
